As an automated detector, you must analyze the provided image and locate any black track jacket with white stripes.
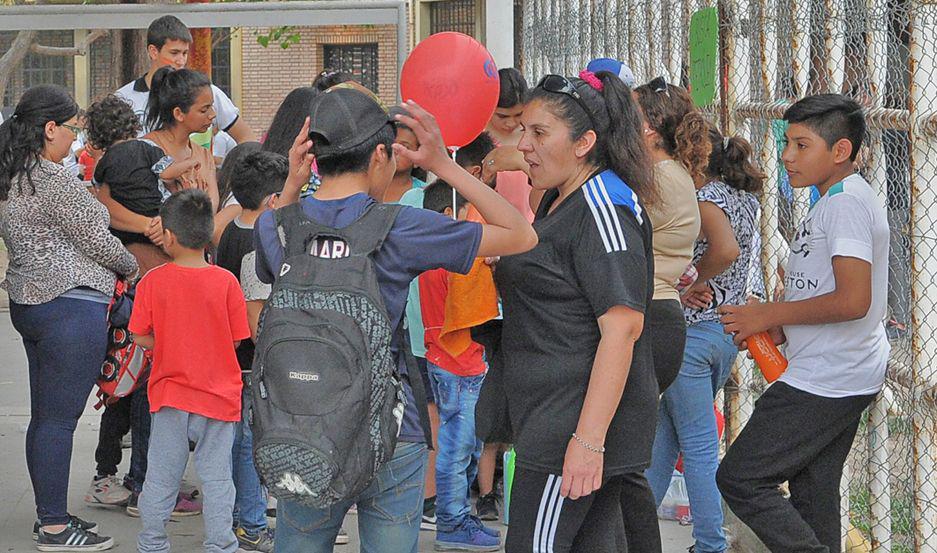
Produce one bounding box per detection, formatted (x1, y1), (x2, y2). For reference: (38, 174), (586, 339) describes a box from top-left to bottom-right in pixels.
(495, 169), (658, 476)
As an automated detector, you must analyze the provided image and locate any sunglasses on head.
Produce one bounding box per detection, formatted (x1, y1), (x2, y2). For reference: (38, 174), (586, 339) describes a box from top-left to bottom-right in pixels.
(648, 76), (671, 97)
(536, 74), (597, 128)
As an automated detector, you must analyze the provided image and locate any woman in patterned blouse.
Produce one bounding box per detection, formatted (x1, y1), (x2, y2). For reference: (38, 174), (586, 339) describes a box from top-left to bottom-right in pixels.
(0, 84), (137, 551)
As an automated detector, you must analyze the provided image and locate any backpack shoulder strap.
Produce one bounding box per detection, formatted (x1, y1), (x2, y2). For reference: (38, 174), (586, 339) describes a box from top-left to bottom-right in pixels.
(395, 322), (434, 448)
(343, 203), (403, 256)
(274, 202), (350, 258)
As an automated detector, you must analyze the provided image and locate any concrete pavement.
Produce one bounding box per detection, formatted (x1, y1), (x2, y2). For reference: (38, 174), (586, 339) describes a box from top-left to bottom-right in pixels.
(0, 311), (695, 552)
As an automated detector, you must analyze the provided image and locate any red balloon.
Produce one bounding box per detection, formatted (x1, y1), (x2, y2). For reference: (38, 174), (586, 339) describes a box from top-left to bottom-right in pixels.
(400, 32), (500, 148)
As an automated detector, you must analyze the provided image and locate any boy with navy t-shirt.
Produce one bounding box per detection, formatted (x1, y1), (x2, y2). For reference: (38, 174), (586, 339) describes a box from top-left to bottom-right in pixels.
(718, 94), (889, 553)
(253, 88), (536, 551)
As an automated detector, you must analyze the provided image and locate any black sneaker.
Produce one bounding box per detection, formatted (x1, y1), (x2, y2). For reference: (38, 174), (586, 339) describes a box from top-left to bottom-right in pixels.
(125, 492), (140, 517)
(33, 516), (99, 541)
(421, 496), (437, 531)
(475, 492), (500, 522)
(36, 521), (113, 551)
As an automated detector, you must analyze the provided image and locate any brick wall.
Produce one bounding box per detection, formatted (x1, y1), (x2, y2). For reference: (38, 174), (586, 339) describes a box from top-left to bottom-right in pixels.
(239, 24), (401, 138)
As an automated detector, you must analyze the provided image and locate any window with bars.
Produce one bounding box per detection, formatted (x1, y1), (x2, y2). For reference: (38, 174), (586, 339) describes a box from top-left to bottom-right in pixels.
(430, 0), (478, 37)
(3, 30), (73, 106)
(211, 28), (232, 99)
(323, 43), (379, 94)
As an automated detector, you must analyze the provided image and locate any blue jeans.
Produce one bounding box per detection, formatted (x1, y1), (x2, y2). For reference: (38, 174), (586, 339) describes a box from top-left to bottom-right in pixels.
(427, 364), (484, 532)
(646, 321), (737, 553)
(275, 441), (427, 553)
(233, 375), (267, 532)
(11, 297), (108, 525)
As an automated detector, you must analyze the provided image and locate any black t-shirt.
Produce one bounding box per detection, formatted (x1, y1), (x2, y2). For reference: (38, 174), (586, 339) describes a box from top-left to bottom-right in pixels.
(495, 169), (658, 475)
(93, 139), (167, 245)
(216, 219), (263, 372)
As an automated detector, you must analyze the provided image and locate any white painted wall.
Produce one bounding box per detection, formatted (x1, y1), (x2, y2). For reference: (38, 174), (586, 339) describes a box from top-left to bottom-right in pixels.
(485, 0), (514, 69)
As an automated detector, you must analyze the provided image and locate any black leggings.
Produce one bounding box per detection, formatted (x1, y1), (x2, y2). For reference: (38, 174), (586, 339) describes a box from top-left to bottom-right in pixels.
(647, 298), (687, 393)
(95, 396), (131, 477)
(506, 468), (658, 553)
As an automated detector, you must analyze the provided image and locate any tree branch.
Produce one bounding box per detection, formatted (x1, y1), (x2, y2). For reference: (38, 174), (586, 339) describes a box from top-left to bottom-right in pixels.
(30, 29), (108, 57)
(0, 30), (36, 102)
(211, 28), (237, 50)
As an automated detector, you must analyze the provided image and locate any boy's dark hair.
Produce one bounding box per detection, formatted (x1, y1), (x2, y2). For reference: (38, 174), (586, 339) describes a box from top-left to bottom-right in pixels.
(498, 68), (528, 108)
(147, 15), (193, 50)
(231, 151), (289, 210)
(160, 189), (214, 249)
(783, 93), (865, 162)
(314, 125), (396, 178)
(218, 141), (262, 209)
(313, 69), (354, 91)
(423, 178), (467, 215)
(85, 95), (141, 151)
(454, 131), (496, 168)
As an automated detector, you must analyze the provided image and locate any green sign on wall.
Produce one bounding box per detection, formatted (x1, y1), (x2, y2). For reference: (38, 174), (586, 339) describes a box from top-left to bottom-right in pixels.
(689, 7), (719, 108)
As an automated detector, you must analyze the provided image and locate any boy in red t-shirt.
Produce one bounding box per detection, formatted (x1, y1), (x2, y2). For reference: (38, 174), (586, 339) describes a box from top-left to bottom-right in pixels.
(419, 180), (499, 551)
(129, 189), (250, 553)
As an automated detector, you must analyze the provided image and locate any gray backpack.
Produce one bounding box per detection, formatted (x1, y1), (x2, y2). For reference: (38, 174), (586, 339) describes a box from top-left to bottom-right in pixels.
(249, 201), (406, 508)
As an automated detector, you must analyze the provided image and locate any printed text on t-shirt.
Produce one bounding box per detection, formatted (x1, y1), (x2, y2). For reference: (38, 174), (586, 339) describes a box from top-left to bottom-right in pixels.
(309, 237), (352, 259)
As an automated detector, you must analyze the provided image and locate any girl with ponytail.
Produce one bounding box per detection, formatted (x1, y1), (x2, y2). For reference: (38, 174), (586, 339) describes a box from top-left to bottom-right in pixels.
(646, 121), (765, 553)
(95, 67), (220, 277)
(631, 78), (705, 400)
(144, 66), (217, 213)
(0, 85), (136, 549)
(494, 70), (660, 552)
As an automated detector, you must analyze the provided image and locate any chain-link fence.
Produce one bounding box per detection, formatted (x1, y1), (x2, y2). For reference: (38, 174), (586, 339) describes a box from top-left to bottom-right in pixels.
(522, 1), (937, 551)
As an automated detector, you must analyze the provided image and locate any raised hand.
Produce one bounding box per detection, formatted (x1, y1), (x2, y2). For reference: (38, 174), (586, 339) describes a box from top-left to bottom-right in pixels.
(390, 101), (451, 174)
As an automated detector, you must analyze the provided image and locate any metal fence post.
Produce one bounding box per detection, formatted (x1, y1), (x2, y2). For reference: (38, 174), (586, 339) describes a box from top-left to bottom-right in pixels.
(909, 5), (937, 551)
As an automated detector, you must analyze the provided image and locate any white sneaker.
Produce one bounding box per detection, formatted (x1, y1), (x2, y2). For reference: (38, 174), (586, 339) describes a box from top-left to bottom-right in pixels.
(83, 476), (131, 507)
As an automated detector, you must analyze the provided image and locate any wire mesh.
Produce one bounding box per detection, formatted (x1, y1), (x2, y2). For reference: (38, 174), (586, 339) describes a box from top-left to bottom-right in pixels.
(522, 1), (936, 551)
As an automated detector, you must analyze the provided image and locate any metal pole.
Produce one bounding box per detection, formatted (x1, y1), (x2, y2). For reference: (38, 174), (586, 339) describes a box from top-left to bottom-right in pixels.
(865, 4), (892, 549)
(0, 0), (405, 30)
(790, 0), (812, 225)
(825, 0), (845, 93)
(397, 1), (408, 102)
(909, 7), (937, 551)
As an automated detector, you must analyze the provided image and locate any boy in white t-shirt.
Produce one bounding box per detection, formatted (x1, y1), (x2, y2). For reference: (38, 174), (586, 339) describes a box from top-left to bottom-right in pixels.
(116, 15), (254, 143)
(717, 94), (888, 553)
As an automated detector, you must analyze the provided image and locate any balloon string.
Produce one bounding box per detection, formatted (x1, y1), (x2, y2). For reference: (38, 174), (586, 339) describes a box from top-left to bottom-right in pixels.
(450, 147), (459, 221)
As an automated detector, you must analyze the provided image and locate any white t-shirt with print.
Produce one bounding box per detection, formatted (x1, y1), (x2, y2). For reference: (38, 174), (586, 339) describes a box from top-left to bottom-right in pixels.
(780, 173), (889, 398)
(116, 76), (240, 136)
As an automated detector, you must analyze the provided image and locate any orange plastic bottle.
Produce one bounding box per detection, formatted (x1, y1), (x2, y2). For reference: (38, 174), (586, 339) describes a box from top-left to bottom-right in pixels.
(748, 331), (788, 383)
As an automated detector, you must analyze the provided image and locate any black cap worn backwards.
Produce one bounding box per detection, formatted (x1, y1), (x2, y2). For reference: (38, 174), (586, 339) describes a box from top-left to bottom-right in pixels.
(308, 87), (393, 157)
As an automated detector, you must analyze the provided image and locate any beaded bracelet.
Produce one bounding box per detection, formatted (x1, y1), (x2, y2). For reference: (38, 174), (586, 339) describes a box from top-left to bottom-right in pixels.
(571, 432), (606, 453)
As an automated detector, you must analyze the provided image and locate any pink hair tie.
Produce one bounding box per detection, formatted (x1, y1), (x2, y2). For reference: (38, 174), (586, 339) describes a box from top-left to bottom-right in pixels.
(579, 70), (604, 92)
